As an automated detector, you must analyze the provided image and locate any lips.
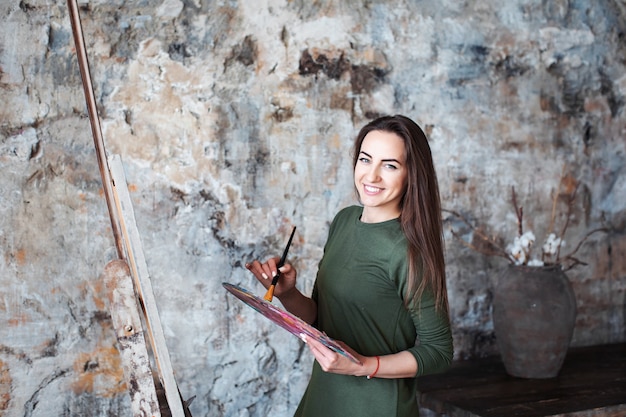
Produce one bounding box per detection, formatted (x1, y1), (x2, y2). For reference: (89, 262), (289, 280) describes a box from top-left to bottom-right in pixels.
(363, 184), (383, 195)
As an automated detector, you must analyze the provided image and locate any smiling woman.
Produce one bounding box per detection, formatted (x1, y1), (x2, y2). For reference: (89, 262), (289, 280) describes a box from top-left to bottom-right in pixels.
(245, 115), (453, 417)
(354, 130), (408, 223)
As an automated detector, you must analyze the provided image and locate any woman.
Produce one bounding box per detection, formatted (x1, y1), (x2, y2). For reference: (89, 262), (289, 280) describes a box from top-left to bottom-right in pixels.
(246, 114), (453, 416)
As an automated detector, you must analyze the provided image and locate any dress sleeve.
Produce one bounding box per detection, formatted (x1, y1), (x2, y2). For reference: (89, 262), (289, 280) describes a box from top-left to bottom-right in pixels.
(406, 290), (453, 376)
(389, 243), (453, 377)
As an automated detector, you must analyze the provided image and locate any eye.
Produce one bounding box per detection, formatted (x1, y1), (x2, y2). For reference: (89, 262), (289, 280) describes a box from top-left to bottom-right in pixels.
(384, 163), (398, 170)
(358, 156), (371, 164)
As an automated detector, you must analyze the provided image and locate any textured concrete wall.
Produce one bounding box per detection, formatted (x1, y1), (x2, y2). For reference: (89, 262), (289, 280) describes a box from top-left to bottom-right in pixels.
(1, 0), (625, 416)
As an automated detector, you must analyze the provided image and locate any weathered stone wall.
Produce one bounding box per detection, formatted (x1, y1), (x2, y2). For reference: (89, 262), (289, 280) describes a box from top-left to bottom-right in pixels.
(1, 0), (625, 416)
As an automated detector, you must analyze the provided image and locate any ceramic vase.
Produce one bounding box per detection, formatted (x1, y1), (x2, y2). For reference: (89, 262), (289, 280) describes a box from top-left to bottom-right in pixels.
(492, 264), (577, 379)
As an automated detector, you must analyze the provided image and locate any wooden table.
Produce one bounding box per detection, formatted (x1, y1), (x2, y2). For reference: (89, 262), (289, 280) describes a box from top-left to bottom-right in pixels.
(417, 343), (626, 417)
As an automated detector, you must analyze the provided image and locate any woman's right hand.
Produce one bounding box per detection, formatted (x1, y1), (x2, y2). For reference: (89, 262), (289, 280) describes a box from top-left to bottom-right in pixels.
(245, 257), (298, 299)
(246, 257), (317, 324)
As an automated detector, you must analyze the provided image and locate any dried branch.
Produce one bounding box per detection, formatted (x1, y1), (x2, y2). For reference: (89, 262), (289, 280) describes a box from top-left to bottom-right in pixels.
(556, 183), (579, 260)
(561, 227), (608, 262)
(450, 229), (512, 261)
(559, 187), (577, 236)
(562, 257), (588, 272)
(443, 208), (513, 262)
(548, 163), (568, 234)
(511, 186), (523, 236)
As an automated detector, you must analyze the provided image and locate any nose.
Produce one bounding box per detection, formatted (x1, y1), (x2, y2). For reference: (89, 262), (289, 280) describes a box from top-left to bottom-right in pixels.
(365, 164), (381, 182)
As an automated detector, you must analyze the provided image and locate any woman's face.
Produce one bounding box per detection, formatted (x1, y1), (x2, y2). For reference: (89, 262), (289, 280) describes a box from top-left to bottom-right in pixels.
(354, 130), (408, 223)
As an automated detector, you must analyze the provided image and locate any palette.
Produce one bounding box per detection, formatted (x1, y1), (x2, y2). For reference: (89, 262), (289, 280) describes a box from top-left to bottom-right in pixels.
(223, 282), (361, 364)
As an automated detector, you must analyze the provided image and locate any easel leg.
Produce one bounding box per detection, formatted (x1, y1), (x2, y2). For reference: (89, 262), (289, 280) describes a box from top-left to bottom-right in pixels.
(104, 259), (161, 417)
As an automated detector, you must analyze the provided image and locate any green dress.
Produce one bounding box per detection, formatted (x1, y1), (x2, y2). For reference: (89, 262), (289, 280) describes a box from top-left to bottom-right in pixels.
(294, 206), (453, 417)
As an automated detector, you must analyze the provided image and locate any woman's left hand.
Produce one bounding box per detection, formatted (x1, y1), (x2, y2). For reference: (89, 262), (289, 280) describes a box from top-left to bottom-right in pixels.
(300, 334), (376, 378)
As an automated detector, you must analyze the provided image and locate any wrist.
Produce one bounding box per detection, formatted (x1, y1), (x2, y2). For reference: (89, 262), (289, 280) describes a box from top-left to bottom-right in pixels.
(367, 355), (380, 379)
(276, 286), (299, 303)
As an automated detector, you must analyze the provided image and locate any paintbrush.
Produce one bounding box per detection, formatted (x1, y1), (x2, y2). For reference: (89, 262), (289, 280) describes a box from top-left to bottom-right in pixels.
(263, 226), (296, 302)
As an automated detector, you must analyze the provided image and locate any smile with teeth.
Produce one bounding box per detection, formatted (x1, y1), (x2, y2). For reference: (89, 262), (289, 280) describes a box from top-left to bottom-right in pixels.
(364, 185), (383, 194)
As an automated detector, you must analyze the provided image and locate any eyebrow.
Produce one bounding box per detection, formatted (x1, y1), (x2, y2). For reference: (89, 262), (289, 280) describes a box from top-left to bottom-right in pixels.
(359, 150), (403, 165)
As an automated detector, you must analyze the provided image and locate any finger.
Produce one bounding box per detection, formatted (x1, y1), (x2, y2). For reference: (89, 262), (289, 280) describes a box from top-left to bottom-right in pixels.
(278, 263), (290, 275)
(260, 261), (274, 280)
(244, 260), (260, 279)
(246, 260), (269, 280)
(304, 335), (336, 361)
(267, 257), (279, 278)
(301, 335), (327, 363)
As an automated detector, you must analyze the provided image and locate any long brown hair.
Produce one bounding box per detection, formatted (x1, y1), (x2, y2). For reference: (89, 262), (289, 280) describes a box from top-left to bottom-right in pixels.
(352, 115), (449, 312)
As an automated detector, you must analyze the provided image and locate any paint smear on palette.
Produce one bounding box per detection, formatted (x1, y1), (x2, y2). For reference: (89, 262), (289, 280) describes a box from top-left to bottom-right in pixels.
(223, 282), (361, 364)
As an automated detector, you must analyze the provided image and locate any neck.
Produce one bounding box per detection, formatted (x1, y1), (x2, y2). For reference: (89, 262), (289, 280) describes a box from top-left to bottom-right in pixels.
(361, 207), (400, 223)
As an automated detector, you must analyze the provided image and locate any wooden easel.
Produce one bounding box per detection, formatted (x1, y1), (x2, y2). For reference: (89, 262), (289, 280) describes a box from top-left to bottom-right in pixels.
(105, 155), (194, 417)
(67, 1), (193, 415)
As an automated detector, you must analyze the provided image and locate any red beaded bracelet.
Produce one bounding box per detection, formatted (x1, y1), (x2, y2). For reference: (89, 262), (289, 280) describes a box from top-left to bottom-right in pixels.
(367, 356), (380, 379)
